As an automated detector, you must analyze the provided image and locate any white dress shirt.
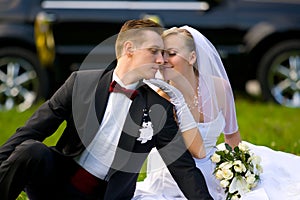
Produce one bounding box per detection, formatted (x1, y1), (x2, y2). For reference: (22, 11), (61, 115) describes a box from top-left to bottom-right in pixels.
(75, 72), (138, 180)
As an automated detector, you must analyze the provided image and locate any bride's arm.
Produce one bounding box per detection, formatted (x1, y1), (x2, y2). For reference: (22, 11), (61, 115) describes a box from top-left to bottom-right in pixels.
(159, 89), (206, 159)
(163, 91), (206, 159)
(180, 94), (206, 159)
(214, 77), (242, 149)
(182, 127), (206, 159)
(149, 79), (206, 159)
(224, 131), (241, 148)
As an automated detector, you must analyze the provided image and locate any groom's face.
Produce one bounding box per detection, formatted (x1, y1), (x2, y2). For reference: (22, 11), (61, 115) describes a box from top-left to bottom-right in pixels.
(127, 30), (165, 80)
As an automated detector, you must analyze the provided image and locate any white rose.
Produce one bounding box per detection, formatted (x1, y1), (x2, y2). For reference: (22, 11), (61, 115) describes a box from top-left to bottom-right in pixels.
(250, 179), (258, 188)
(215, 169), (224, 180)
(245, 170), (251, 177)
(238, 142), (249, 152)
(251, 155), (262, 165)
(220, 179), (230, 188)
(211, 153), (221, 163)
(216, 143), (226, 150)
(231, 194), (240, 200)
(221, 168), (234, 180)
(233, 160), (246, 173)
(229, 177), (249, 195)
(219, 161), (233, 170)
(246, 174), (256, 185)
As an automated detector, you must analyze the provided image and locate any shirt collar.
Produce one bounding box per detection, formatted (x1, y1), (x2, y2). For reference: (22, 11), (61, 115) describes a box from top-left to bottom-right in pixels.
(112, 72), (139, 90)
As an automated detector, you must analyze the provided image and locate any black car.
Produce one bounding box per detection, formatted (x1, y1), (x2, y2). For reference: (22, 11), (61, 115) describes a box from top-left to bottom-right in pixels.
(1, 0), (300, 111)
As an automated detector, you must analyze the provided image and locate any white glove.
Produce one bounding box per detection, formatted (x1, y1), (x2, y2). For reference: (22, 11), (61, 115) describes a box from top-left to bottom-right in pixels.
(146, 79), (197, 132)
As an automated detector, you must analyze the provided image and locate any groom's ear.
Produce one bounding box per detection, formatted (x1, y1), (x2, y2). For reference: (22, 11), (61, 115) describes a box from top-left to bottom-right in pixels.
(189, 50), (197, 66)
(124, 41), (135, 56)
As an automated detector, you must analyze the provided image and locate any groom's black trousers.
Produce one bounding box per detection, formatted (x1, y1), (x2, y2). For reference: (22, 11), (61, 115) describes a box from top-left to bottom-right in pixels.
(0, 140), (107, 200)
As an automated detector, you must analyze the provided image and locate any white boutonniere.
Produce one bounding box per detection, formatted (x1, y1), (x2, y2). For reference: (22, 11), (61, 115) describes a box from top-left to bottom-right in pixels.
(211, 142), (263, 200)
(137, 108), (153, 144)
(137, 121), (153, 144)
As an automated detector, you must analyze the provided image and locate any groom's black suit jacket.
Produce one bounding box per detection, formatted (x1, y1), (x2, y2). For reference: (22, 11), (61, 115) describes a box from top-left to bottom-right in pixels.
(0, 69), (212, 200)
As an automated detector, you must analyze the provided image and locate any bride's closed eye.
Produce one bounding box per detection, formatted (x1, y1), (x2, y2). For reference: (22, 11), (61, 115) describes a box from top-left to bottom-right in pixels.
(166, 50), (177, 57)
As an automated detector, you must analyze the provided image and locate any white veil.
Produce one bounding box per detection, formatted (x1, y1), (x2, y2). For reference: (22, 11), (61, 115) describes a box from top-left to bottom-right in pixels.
(180, 26), (238, 134)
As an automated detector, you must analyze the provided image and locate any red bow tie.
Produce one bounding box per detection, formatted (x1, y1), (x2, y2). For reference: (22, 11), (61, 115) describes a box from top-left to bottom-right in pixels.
(109, 80), (138, 100)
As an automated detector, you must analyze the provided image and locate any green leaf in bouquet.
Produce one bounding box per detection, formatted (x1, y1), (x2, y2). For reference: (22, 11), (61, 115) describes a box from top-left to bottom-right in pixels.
(225, 143), (232, 151)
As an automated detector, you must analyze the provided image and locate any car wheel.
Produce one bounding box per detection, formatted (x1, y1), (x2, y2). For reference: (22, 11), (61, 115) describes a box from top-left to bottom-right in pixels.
(258, 40), (300, 108)
(0, 47), (49, 111)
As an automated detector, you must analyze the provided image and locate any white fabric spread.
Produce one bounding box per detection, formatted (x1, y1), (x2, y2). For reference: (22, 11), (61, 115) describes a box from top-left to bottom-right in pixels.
(133, 112), (300, 200)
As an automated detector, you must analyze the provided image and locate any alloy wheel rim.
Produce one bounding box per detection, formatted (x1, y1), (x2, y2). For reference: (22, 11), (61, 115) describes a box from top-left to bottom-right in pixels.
(269, 51), (300, 108)
(0, 57), (38, 111)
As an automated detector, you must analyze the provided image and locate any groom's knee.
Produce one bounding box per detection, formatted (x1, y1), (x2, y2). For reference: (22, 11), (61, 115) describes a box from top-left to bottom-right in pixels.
(8, 140), (51, 166)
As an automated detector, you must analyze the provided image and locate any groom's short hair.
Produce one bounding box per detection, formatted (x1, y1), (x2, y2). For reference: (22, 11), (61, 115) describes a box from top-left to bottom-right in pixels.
(115, 19), (163, 58)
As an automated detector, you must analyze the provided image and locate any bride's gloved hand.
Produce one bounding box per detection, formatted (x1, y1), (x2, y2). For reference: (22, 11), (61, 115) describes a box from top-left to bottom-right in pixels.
(146, 79), (197, 132)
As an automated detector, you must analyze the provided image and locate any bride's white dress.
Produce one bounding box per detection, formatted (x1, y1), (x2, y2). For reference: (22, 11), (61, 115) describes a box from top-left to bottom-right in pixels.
(133, 112), (300, 200)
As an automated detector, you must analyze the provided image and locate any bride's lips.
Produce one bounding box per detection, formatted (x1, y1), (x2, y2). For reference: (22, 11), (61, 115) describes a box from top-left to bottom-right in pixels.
(160, 65), (173, 70)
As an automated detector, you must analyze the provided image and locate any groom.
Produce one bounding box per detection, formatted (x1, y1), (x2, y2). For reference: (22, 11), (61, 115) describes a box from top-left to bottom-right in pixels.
(0, 19), (212, 200)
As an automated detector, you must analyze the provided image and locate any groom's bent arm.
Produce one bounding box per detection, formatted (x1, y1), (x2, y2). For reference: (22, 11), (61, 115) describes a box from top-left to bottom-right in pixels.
(155, 110), (213, 200)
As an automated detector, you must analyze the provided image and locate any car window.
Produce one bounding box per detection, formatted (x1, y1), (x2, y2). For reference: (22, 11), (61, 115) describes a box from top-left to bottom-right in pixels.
(41, 0), (211, 11)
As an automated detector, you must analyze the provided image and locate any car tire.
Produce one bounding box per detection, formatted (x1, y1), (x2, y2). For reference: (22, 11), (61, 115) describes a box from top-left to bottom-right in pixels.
(257, 40), (300, 108)
(0, 47), (49, 111)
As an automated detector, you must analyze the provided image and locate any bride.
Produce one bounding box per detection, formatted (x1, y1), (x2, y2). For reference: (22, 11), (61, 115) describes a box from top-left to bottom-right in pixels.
(133, 26), (300, 200)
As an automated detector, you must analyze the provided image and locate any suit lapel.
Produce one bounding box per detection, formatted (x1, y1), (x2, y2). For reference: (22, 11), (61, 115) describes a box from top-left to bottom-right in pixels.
(72, 69), (109, 147)
(118, 90), (146, 150)
(95, 70), (113, 124)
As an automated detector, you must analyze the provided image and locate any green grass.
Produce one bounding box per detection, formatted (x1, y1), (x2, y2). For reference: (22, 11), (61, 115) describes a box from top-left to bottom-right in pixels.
(0, 95), (299, 199)
(211, 93), (300, 155)
(233, 94), (300, 155)
(0, 102), (66, 147)
(2, 97), (298, 153)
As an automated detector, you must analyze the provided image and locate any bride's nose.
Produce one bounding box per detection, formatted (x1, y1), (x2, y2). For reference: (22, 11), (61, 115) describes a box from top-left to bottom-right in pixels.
(163, 52), (169, 64)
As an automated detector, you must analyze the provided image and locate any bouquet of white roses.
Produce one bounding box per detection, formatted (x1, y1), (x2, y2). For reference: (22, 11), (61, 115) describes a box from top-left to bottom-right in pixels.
(211, 142), (263, 200)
